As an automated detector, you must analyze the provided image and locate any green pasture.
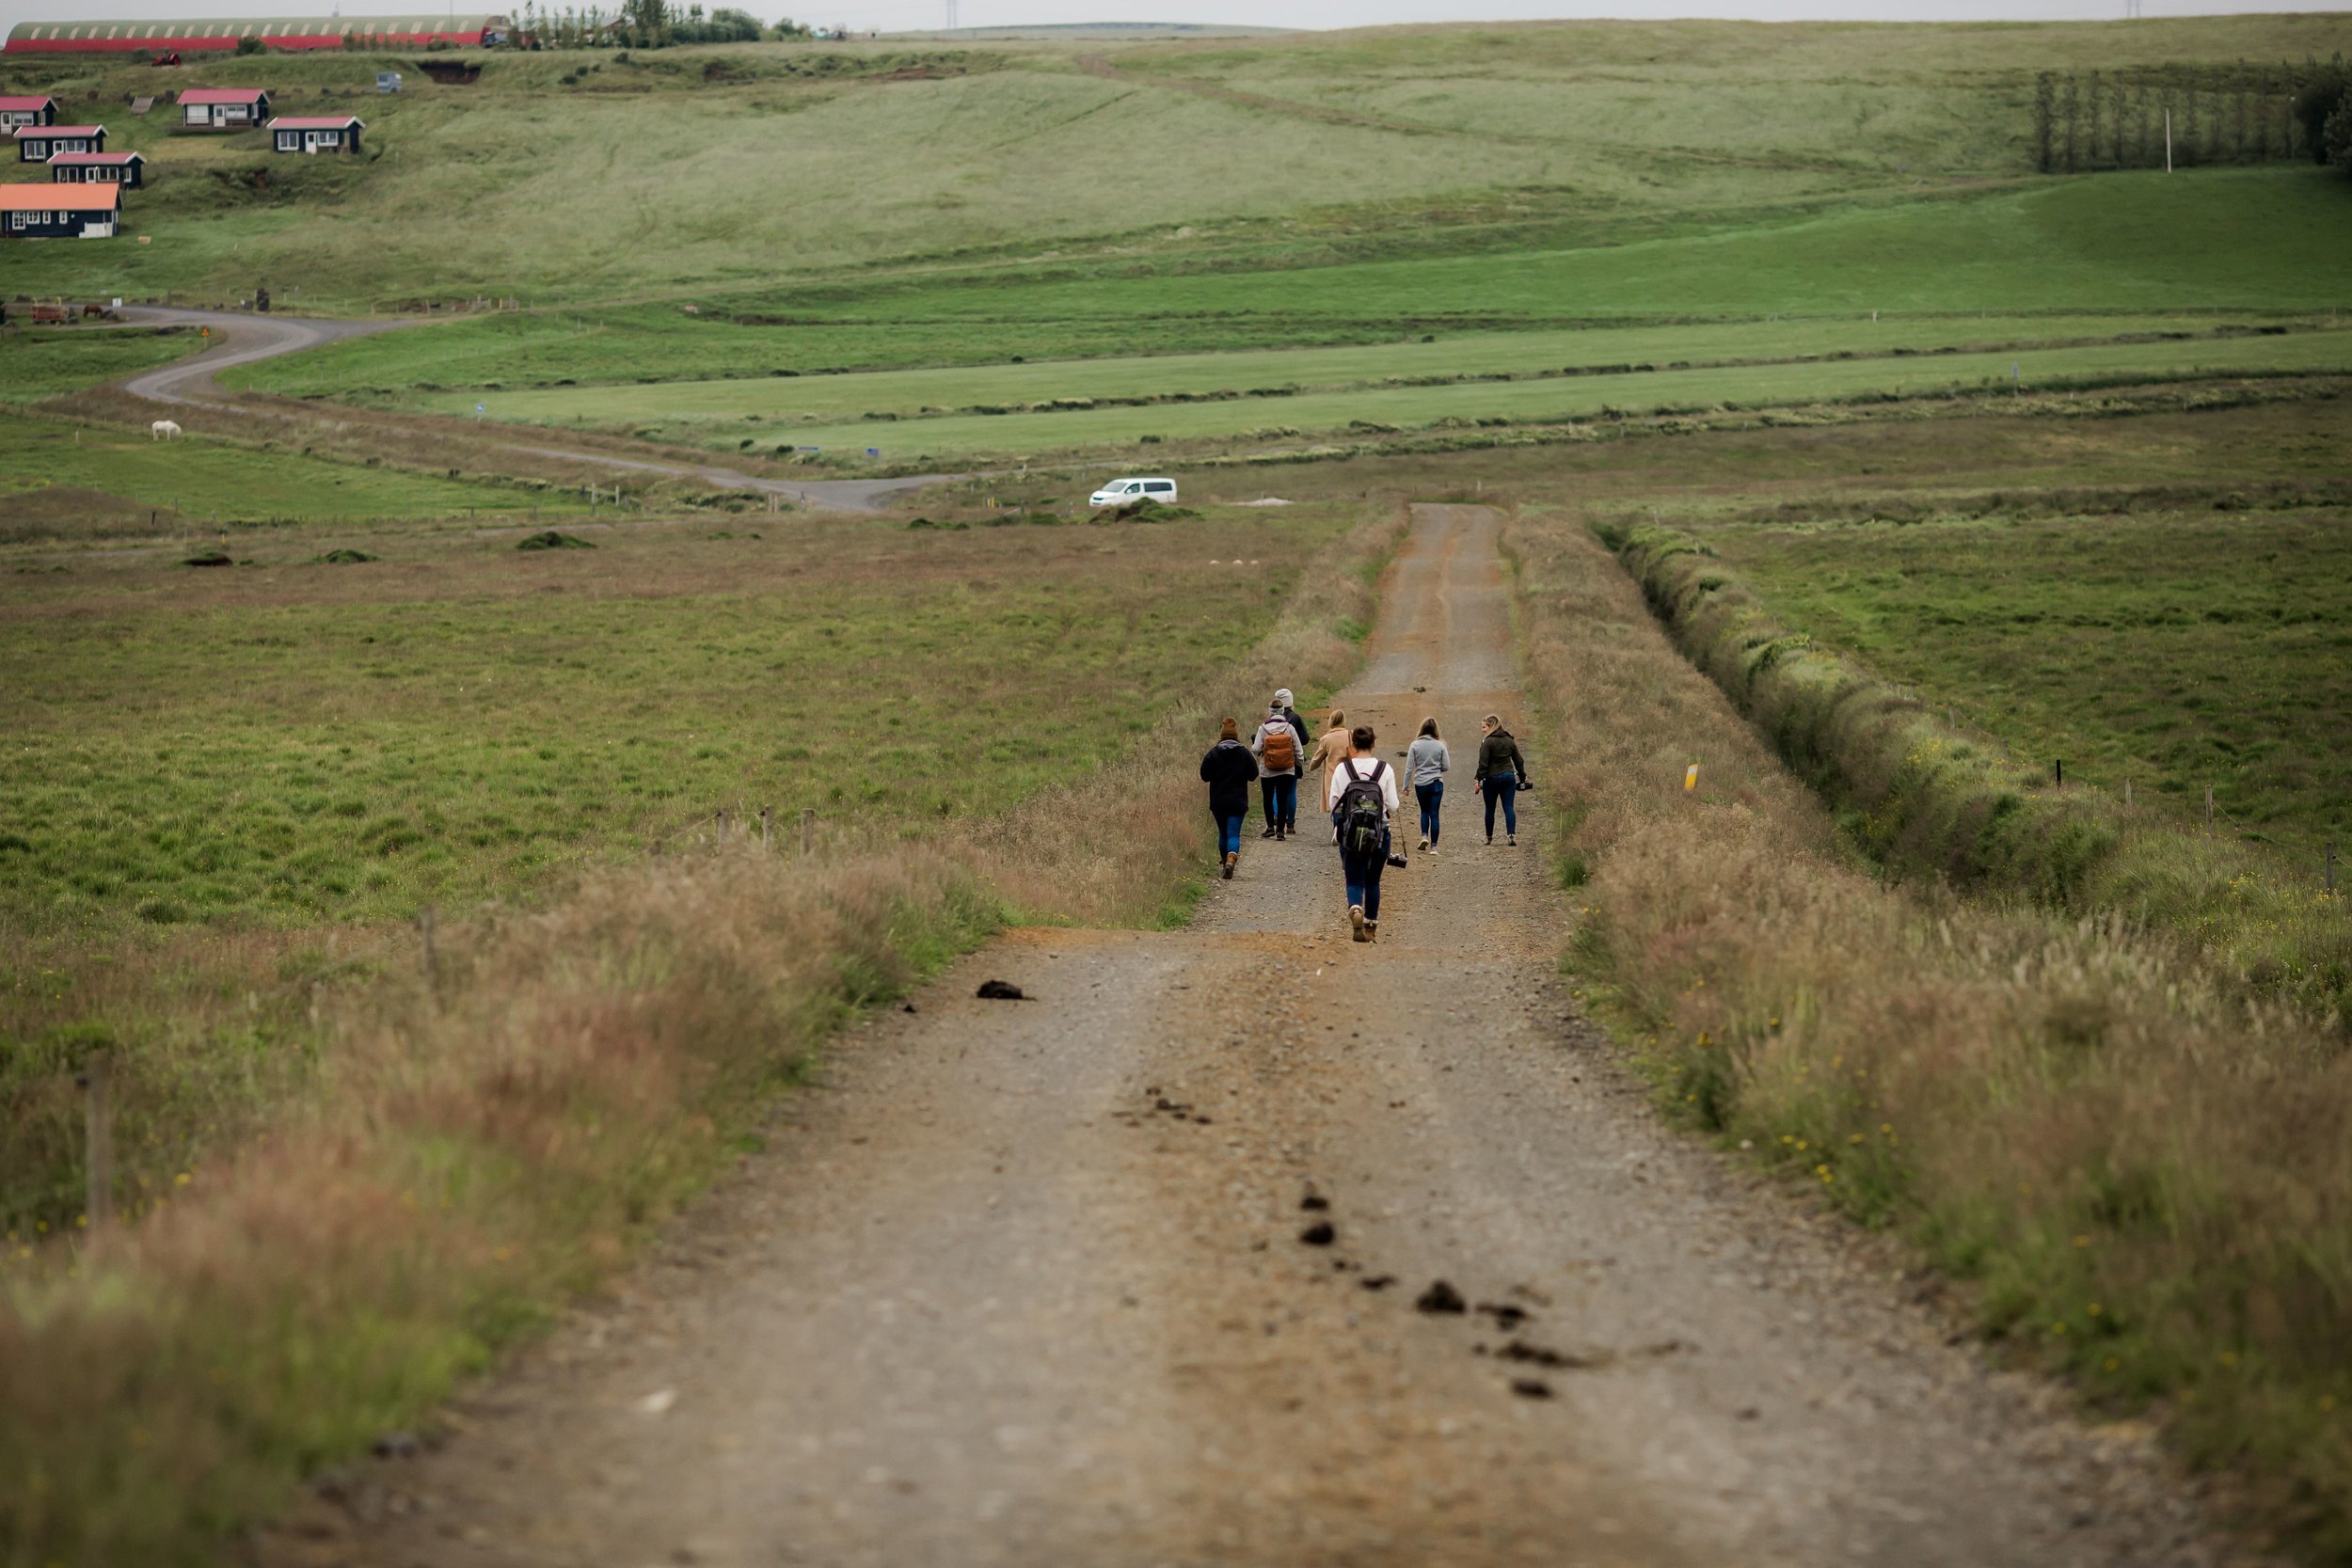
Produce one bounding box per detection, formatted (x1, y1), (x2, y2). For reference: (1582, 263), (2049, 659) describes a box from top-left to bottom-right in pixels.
(0, 507), (1349, 934)
(389, 312), (2302, 428)
(627, 328), (2352, 462)
(1691, 508), (2352, 850)
(3, 14), (2347, 312)
(0, 414), (544, 533)
(0, 328), (199, 404)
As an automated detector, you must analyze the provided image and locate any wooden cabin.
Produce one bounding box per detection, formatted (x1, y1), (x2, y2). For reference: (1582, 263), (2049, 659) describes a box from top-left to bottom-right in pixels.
(177, 87), (269, 127)
(12, 123), (105, 161)
(1, 182), (120, 237)
(268, 115), (362, 154)
(48, 150), (145, 188)
(0, 94), (57, 127)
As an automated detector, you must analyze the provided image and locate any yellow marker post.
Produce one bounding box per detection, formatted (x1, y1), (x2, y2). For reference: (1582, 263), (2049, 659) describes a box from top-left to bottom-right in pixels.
(1684, 765), (1699, 793)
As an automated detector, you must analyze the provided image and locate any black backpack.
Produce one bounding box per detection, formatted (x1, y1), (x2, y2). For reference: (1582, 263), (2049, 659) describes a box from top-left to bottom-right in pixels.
(1334, 760), (1389, 860)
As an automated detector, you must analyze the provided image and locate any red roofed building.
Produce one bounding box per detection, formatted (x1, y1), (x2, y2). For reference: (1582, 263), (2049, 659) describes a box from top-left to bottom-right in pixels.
(269, 115), (364, 154)
(1, 182), (120, 238)
(13, 124), (105, 161)
(178, 86), (269, 127)
(0, 95), (57, 128)
(49, 150), (146, 188)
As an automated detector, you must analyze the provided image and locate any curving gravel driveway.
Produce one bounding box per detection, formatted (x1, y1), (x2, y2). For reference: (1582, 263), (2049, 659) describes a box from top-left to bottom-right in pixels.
(116, 307), (960, 513)
(254, 505), (2257, 1568)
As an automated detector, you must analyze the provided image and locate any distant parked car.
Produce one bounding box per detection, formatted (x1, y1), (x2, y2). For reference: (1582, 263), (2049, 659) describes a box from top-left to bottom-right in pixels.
(1089, 477), (1178, 508)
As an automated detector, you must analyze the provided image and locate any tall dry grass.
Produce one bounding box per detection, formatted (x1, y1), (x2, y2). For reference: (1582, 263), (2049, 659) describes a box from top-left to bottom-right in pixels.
(1604, 519), (2352, 1025)
(1505, 511), (2352, 1558)
(0, 499), (1406, 1567)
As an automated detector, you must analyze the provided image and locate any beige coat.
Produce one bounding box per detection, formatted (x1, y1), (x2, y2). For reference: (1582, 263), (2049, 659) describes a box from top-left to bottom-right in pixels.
(1308, 727), (1351, 794)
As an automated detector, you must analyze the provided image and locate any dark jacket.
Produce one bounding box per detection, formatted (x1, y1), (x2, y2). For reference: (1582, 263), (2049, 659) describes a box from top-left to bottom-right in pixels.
(1200, 738), (1258, 818)
(1474, 728), (1530, 786)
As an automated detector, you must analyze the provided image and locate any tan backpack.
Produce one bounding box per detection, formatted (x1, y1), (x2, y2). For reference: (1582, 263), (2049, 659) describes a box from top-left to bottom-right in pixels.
(1261, 722), (1298, 771)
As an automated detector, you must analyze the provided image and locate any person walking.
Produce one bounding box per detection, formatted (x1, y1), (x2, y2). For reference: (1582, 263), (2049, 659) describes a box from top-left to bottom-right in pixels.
(1273, 688), (1311, 835)
(1200, 718), (1258, 879)
(1406, 717), (1450, 854)
(1473, 713), (1532, 847)
(1308, 708), (1352, 835)
(1326, 723), (1400, 942)
(1250, 695), (1308, 842)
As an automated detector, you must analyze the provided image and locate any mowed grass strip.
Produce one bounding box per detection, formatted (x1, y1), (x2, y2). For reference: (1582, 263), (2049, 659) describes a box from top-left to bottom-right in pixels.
(1690, 508), (2352, 847)
(0, 509), (1348, 936)
(668, 328), (2352, 461)
(0, 328), (201, 405)
(398, 311), (2297, 426)
(0, 413), (542, 530)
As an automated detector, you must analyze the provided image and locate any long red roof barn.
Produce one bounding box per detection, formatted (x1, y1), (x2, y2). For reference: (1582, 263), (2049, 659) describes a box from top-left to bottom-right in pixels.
(5, 14), (508, 53)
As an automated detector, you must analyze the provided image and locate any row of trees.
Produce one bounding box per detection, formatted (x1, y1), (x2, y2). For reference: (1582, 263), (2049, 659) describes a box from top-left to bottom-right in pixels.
(509, 1), (824, 48)
(2031, 56), (2352, 177)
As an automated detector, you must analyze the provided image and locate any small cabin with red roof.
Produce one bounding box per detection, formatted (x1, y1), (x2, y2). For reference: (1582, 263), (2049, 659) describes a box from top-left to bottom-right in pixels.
(13, 123), (104, 161)
(178, 86), (269, 127)
(1, 181), (120, 237)
(49, 150), (145, 188)
(269, 114), (362, 154)
(0, 94), (57, 128)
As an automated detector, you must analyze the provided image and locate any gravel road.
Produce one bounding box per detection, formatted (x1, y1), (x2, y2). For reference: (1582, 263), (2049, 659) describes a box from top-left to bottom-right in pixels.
(116, 308), (956, 514)
(259, 506), (2252, 1568)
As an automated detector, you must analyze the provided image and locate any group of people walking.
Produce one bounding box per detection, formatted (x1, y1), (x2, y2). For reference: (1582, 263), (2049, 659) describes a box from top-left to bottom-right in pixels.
(1199, 690), (1533, 942)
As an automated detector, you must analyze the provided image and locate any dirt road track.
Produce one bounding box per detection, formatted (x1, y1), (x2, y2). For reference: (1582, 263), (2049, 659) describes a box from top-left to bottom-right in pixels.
(117, 308), (956, 513)
(262, 506), (2245, 1568)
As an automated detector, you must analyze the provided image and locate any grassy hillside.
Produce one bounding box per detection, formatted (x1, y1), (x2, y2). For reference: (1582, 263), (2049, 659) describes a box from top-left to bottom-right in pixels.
(4, 16), (2349, 315)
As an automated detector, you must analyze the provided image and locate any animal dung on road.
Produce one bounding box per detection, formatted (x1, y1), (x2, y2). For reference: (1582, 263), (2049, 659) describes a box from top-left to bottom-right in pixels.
(1299, 1192), (1329, 1212)
(1415, 1280), (1468, 1315)
(1509, 1377), (1554, 1400)
(1359, 1275), (1396, 1291)
(975, 979), (1025, 1000)
(1298, 1222), (1336, 1246)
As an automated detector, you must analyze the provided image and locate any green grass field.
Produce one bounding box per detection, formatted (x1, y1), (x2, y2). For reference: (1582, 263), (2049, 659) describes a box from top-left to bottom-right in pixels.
(0, 506), (1349, 936)
(0, 327), (200, 404)
(1686, 509), (2352, 850)
(536, 326), (2352, 463)
(0, 413), (548, 538)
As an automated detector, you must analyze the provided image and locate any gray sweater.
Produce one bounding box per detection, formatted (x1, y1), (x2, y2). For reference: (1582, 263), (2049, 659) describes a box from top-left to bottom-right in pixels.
(1406, 736), (1451, 786)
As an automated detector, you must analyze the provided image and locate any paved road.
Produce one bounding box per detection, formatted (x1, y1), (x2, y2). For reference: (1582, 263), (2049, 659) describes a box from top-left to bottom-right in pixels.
(258, 505), (2234, 1568)
(117, 307), (960, 514)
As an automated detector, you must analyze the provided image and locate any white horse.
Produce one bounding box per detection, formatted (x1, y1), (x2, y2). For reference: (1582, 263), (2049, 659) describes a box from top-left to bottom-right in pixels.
(150, 420), (183, 441)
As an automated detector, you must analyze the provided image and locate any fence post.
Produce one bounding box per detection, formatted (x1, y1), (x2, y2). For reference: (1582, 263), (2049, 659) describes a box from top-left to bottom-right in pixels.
(759, 807), (771, 854)
(2054, 758), (2063, 789)
(800, 807), (814, 859)
(417, 904), (438, 987)
(717, 807), (728, 846)
(82, 1054), (114, 1232)
(2328, 840), (2338, 897)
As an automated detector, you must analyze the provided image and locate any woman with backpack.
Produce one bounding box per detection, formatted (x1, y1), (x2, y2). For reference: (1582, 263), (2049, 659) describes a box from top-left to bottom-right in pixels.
(1249, 698), (1306, 843)
(1200, 718), (1259, 879)
(1406, 717), (1449, 854)
(1473, 714), (1532, 847)
(1326, 724), (1400, 942)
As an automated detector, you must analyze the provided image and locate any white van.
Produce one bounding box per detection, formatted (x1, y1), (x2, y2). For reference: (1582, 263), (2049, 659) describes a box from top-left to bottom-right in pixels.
(1089, 477), (1178, 508)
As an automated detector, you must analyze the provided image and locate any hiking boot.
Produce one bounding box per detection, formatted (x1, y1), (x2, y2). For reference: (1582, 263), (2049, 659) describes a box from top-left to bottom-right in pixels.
(1486, 834), (1494, 846)
(1222, 851), (1237, 880)
(1364, 917), (1378, 942)
(1260, 825), (1278, 839)
(1508, 833), (1517, 847)
(1275, 826), (1286, 842)
(1349, 905), (1367, 942)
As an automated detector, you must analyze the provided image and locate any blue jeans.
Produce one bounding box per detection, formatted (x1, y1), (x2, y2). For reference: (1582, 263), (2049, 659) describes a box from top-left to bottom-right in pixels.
(1260, 773), (1297, 831)
(1483, 773), (1518, 837)
(1342, 832), (1389, 919)
(1415, 780), (1444, 844)
(1216, 812), (1245, 856)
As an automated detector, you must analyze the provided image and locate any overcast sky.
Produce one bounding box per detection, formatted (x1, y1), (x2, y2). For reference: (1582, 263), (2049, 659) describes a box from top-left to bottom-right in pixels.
(5, 0), (2346, 45)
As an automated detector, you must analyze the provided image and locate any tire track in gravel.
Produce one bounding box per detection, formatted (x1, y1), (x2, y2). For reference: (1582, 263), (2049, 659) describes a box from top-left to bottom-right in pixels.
(258, 504), (2251, 1568)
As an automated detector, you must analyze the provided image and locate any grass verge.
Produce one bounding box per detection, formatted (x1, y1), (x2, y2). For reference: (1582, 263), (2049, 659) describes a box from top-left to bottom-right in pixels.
(1504, 507), (2352, 1559)
(1604, 519), (2349, 1022)
(0, 497), (1402, 1567)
